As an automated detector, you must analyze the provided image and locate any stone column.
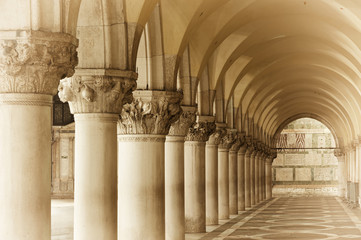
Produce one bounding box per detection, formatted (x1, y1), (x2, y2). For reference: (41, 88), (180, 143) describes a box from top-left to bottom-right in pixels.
(165, 106), (196, 240)
(265, 155), (273, 200)
(335, 149), (346, 198)
(0, 31), (77, 240)
(218, 129), (235, 219)
(258, 144), (265, 202)
(238, 141), (247, 211)
(260, 153), (265, 201)
(254, 150), (260, 204)
(205, 129), (225, 225)
(184, 117), (215, 233)
(244, 138), (254, 208)
(118, 90), (182, 240)
(59, 69), (137, 240)
(251, 148), (257, 206)
(229, 132), (242, 215)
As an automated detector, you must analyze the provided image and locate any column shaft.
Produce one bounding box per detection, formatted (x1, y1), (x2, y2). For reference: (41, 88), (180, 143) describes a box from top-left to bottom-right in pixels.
(229, 150), (238, 215)
(266, 160), (272, 199)
(251, 153), (256, 205)
(255, 154), (259, 203)
(185, 141), (206, 232)
(206, 143), (218, 225)
(74, 114), (118, 240)
(245, 152), (251, 208)
(218, 148), (230, 219)
(0, 94), (52, 240)
(259, 156), (263, 201)
(337, 157), (346, 198)
(237, 151), (246, 211)
(118, 135), (165, 239)
(165, 136), (185, 240)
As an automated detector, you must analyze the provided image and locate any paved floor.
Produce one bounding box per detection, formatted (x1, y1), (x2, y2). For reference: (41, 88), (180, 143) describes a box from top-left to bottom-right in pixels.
(52, 197), (361, 240)
(51, 199), (73, 240)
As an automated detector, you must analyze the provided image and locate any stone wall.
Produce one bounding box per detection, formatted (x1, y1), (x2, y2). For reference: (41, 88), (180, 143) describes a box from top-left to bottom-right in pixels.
(272, 118), (338, 196)
(51, 123), (75, 199)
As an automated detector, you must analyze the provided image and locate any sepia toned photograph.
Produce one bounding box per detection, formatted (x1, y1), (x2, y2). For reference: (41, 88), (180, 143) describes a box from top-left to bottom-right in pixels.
(1, 0), (361, 239)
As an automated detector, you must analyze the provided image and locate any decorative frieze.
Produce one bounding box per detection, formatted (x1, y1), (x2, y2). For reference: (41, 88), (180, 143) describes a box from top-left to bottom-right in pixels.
(58, 69), (137, 114)
(0, 31), (78, 95)
(185, 120), (216, 142)
(168, 106), (197, 137)
(118, 90), (183, 135)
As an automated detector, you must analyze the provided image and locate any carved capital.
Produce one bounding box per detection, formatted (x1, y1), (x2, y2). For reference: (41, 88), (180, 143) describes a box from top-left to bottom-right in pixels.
(208, 128), (226, 145)
(0, 30), (78, 95)
(118, 90), (183, 135)
(230, 132), (245, 152)
(168, 106), (196, 136)
(185, 120), (216, 142)
(219, 130), (237, 149)
(245, 136), (254, 156)
(58, 69), (137, 114)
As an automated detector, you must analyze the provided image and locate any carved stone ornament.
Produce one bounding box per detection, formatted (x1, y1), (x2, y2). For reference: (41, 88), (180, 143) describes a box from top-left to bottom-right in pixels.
(245, 136), (254, 156)
(208, 128), (227, 145)
(230, 133), (245, 152)
(58, 70), (137, 114)
(0, 30), (78, 94)
(219, 130), (237, 149)
(185, 121), (216, 142)
(334, 148), (344, 158)
(168, 106), (197, 137)
(118, 90), (183, 135)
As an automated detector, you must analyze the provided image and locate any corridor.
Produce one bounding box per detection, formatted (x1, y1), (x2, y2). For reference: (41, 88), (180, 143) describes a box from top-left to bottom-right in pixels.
(186, 197), (361, 240)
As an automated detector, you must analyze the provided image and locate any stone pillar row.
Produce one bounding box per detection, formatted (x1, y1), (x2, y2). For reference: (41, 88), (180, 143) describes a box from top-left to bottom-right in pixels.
(0, 30), (279, 240)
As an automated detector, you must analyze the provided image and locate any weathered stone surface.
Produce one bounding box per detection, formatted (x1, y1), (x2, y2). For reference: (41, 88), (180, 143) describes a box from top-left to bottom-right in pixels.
(285, 154), (304, 166)
(118, 90), (183, 135)
(314, 167), (333, 181)
(295, 168), (311, 181)
(276, 168), (293, 181)
(0, 31), (78, 95)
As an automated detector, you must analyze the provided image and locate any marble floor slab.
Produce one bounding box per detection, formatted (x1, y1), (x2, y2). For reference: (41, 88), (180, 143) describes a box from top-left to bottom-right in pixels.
(52, 197), (361, 240)
(187, 197), (361, 240)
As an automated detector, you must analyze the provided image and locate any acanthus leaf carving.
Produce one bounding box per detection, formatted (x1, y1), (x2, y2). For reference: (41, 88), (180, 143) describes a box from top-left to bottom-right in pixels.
(58, 72), (137, 114)
(230, 133), (245, 152)
(219, 130), (237, 149)
(185, 121), (216, 142)
(168, 106), (197, 137)
(118, 90), (183, 135)
(208, 128), (226, 145)
(0, 31), (78, 95)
